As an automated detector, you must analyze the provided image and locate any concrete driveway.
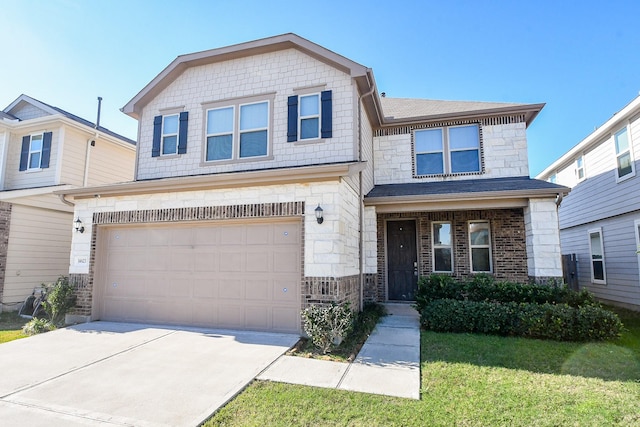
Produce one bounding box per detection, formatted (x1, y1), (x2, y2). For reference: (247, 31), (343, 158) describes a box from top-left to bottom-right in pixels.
(0, 322), (298, 426)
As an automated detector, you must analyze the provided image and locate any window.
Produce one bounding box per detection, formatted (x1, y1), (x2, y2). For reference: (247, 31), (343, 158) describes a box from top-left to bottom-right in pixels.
(469, 221), (492, 272)
(415, 124), (480, 176)
(614, 126), (634, 180)
(287, 90), (332, 142)
(588, 228), (606, 284)
(635, 220), (640, 277)
(19, 132), (52, 171)
(161, 114), (179, 155)
(152, 112), (188, 157)
(205, 100), (269, 161)
(548, 173), (557, 184)
(576, 155), (585, 181)
(433, 222), (453, 272)
(299, 94), (320, 140)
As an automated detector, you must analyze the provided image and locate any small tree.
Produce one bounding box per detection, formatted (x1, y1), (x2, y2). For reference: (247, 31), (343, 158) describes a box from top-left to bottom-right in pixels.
(42, 276), (77, 326)
(301, 302), (354, 354)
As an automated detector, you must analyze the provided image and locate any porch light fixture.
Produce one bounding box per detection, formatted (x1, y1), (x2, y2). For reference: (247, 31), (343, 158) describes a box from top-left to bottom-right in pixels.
(315, 204), (324, 224)
(74, 218), (85, 233)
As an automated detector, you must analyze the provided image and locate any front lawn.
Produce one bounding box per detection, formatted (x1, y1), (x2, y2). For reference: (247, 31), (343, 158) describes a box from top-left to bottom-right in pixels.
(205, 306), (640, 426)
(0, 311), (28, 343)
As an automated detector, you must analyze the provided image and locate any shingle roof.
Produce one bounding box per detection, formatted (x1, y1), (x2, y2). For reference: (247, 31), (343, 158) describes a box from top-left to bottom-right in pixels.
(365, 176), (569, 199)
(380, 97), (527, 120)
(37, 100), (136, 146)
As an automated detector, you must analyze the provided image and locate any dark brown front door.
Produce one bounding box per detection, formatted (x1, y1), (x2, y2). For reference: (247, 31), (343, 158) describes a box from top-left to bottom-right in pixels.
(387, 220), (418, 301)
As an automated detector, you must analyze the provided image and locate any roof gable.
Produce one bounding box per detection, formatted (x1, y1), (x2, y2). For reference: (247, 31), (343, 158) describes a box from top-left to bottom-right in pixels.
(122, 33), (375, 120)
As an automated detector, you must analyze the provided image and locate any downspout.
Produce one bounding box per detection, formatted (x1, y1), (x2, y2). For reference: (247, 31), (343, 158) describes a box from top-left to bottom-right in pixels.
(357, 77), (376, 311)
(59, 193), (75, 207)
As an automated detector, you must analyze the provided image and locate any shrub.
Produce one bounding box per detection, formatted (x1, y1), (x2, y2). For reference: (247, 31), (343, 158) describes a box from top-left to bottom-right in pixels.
(42, 276), (77, 326)
(301, 302), (355, 354)
(415, 274), (596, 309)
(22, 318), (56, 336)
(420, 299), (623, 341)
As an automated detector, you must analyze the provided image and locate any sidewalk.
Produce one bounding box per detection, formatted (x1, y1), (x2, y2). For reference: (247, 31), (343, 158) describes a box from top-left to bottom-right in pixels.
(257, 303), (421, 399)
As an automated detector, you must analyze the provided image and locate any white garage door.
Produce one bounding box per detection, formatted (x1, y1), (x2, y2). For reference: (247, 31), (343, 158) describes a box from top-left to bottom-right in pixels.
(95, 219), (301, 333)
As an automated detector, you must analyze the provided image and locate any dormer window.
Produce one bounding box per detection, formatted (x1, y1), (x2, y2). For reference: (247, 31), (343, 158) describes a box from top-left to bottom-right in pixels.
(19, 132), (52, 171)
(414, 124), (481, 176)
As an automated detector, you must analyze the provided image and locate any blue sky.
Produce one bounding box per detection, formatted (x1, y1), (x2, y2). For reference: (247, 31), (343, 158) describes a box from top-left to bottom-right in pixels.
(1, 0), (638, 176)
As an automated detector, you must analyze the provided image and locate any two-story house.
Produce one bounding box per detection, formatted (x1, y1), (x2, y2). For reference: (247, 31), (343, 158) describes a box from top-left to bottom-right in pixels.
(0, 95), (136, 312)
(537, 95), (640, 310)
(60, 34), (568, 333)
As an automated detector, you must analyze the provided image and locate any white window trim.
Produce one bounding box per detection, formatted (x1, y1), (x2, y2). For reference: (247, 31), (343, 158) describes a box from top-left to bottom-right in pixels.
(432, 221), (453, 273)
(588, 227), (606, 284)
(161, 114), (179, 156)
(414, 124), (481, 177)
(635, 219), (640, 280)
(548, 172), (557, 184)
(575, 155), (585, 182)
(469, 220), (492, 273)
(205, 106), (235, 162)
(27, 133), (44, 170)
(298, 93), (320, 141)
(202, 94), (274, 164)
(614, 125), (635, 183)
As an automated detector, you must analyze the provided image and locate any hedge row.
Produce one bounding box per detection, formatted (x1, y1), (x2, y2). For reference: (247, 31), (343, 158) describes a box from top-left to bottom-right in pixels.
(415, 274), (596, 314)
(420, 299), (623, 342)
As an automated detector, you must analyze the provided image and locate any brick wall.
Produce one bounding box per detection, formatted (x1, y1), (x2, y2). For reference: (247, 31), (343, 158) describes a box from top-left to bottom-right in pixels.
(375, 208), (528, 302)
(0, 202), (12, 308)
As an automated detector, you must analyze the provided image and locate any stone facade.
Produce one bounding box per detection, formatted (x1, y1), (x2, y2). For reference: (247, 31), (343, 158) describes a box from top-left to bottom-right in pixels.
(0, 202), (12, 310)
(524, 198), (563, 278)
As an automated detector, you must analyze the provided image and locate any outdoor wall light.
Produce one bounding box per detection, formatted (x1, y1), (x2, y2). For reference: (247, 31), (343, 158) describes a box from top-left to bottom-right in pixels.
(74, 218), (85, 233)
(315, 204), (324, 224)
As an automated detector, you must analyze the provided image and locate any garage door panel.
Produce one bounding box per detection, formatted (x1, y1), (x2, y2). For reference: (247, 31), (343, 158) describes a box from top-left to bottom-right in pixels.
(99, 220), (301, 333)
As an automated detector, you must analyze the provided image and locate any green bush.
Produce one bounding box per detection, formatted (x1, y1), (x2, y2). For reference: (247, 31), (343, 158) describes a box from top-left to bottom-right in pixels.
(301, 302), (355, 354)
(22, 317), (56, 336)
(420, 299), (623, 341)
(415, 274), (596, 312)
(42, 276), (77, 326)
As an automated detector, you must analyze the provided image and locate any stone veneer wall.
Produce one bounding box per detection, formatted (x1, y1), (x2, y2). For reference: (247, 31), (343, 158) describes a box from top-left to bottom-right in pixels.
(69, 201), (367, 317)
(0, 202), (12, 310)
(375, 209), (529, 302)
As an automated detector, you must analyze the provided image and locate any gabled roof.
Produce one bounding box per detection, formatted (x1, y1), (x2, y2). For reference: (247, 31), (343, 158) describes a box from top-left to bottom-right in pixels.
(122, 33), (380, 121)
(537, 94), (640, 179)
(0, 110), (18, 120)
(3, 94), (136, 146)
(380, 97), (544, 127)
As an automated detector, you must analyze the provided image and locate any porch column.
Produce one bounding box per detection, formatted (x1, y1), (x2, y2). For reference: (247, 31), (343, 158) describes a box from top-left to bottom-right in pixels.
(524, 197), (563, 282)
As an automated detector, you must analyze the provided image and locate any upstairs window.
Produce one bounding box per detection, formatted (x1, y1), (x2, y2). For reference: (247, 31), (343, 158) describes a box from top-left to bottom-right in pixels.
(19, 132), (52, 171)
(287, 90), (332, 142)
(433, 222), (453, 272)
(469, 221), (492, 273)
(588, 228), (606, 284)
(576, 155), (585, 181)
(415, 124), (481, 176)
(614, 126), (634, 181)
(152, 112), (188, 157)
(205, 99), (271, 162)
(548, 173), (557, 184)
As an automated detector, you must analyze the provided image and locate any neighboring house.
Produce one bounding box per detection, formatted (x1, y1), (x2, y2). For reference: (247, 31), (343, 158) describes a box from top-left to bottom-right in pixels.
(60, 33), (568, 333)
(0, 95), (136, 312)
(537, 95), (640, 310)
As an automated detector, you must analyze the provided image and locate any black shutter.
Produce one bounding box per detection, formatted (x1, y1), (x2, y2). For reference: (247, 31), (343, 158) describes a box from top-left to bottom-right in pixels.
(19, 136), (30, 171)
(177, 111), (188, 154)
(321, 90), (332, 139)
(287, 95), (298, 142)
(40, 132), (52, 168)
(152, 115), (162, 157)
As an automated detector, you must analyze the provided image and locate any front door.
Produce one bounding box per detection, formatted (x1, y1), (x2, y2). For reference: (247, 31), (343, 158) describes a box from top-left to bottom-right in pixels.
(387, 220), (418, 301)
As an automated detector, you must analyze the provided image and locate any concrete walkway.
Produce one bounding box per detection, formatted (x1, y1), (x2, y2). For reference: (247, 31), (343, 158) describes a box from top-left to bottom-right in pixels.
(258, 303), (421, 399)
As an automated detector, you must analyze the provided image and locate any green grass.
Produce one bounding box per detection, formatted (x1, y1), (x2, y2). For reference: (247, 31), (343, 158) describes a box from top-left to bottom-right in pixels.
(0, 311), (28, 343)
(205, 306), (640, 427)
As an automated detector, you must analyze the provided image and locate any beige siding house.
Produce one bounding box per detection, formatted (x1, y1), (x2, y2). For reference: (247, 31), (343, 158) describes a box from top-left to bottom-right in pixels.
(0, 95), (136, 311)
(61, 34), (568, 333)
(538, 95), (640, 310)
